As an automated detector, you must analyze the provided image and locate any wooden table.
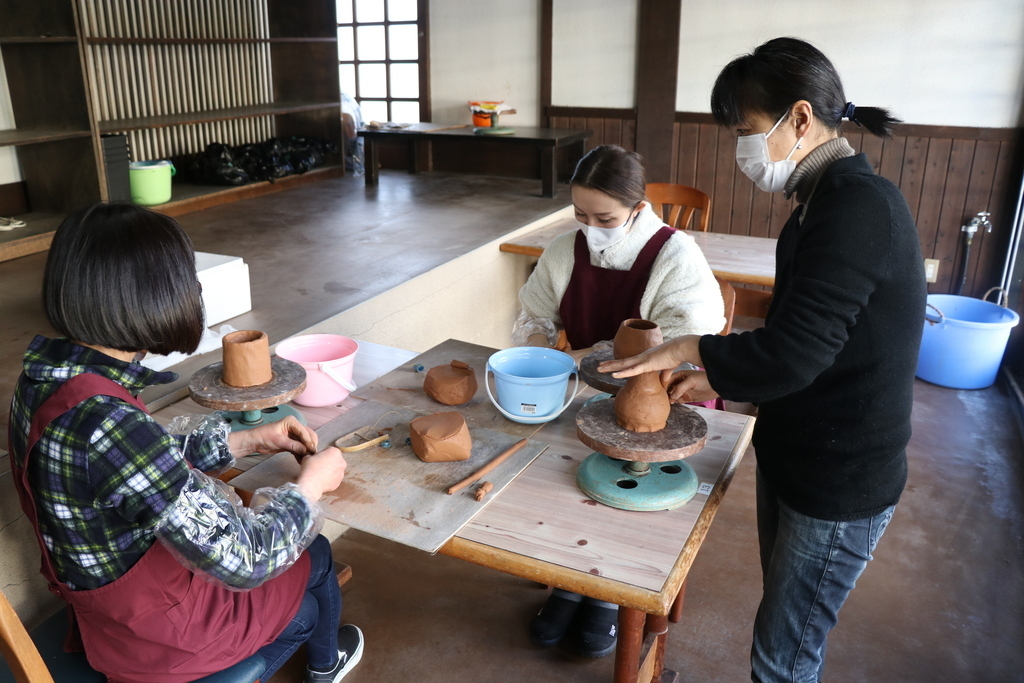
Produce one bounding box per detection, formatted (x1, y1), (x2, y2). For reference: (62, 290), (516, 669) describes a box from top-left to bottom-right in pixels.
(358, 124), (593, 198)
(168, 339), (753, 683)
(500, 215), (778, 287)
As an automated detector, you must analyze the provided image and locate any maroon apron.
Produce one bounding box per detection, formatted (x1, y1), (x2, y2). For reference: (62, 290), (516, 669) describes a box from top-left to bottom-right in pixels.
(559, 226), (676, 349)
(558, 227), (724, 411)
(9, 372), (310, 683)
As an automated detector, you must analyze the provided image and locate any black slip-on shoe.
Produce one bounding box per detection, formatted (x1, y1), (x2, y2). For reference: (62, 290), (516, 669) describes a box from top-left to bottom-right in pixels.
(304, 624), (365, 683)
(529, 591), (583, 647)
(571, 602), (618, 658)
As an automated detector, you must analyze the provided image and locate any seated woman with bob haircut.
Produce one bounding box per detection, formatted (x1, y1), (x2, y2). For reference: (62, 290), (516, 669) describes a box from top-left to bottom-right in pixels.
(8, 203), (364, 683)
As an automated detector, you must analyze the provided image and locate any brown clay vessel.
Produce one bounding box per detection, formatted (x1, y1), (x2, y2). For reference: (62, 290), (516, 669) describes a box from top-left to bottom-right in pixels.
(613, 319), (670, 432)
(222, 330), (273, 387)
(423, 360), (478, 405)
(409, 412), (473, 462)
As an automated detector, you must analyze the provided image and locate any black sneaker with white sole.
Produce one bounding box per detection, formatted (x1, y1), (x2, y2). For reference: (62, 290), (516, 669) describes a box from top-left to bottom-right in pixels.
(304, 624), (364, 683)
(571, 601), (618, 658)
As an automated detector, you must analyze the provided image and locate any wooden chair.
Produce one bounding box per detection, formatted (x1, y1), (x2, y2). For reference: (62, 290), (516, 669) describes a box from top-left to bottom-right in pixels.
(645, 183), (711, 232)
(0, 586), (267, 683)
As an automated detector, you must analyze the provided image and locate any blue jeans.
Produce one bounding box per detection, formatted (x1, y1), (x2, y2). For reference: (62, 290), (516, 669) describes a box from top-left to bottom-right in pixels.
(257, 535), (341, 679)
(751, 468), (895, 683)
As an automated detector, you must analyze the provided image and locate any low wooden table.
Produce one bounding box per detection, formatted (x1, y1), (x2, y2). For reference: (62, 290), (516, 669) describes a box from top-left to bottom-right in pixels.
(358, 124), (593, 198)
(500, 215), (778, 287)
(165, 339), (754, 683)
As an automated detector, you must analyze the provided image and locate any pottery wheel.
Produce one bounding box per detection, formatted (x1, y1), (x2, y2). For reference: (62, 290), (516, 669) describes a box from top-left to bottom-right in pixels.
(579, 347), (624, 394)
(189, 356), (307, 411)
(575, 397), (707, 462)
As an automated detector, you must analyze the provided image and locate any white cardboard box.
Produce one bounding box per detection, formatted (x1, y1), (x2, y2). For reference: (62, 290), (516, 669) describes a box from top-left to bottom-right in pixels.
(195, 251), (251, 326)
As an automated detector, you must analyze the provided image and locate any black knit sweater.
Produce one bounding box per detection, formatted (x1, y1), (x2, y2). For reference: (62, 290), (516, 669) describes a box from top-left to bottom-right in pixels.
(700, 153), (926, 520)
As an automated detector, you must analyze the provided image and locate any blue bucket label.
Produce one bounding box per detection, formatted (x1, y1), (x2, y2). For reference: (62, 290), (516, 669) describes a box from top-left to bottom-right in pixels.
(521, 403), (537, 414)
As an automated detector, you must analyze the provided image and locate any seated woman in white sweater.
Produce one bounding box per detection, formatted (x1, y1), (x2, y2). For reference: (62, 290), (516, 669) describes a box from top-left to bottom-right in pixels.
(514, 145), (725, 357)
(514, 145), (724, 658)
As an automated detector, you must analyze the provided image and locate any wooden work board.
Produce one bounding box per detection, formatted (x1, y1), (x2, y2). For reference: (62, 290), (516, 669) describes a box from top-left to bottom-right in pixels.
(229, 399), (548, 553)
(350, 338), (586, 439)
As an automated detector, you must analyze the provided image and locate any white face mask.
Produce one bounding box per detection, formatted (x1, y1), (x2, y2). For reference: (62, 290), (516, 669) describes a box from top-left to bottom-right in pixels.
(581, 207), (637, 253)
(736, 113), (804, 193)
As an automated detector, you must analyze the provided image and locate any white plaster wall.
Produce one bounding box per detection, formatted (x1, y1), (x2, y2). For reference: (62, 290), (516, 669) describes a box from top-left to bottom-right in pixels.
(429, 0), (541, 126)
(0, 50), (24, 186)
(675, 0), (1024, 128)
(300, 207), (572, 352)
(551, 0), (638, 108)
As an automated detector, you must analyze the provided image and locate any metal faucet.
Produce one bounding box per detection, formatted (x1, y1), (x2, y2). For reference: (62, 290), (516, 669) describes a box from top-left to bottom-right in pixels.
(962, 211), (993, 242)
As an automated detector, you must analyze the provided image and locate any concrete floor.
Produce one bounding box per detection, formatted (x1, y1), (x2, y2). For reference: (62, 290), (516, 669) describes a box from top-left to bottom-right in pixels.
(2, 171), (1022, 681)
(265, 378), (1024, 683)
(0, 171), (572, 429)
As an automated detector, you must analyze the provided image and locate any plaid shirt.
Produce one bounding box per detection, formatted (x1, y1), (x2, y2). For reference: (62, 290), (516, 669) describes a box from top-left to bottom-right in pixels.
(8, 336), (315, 591)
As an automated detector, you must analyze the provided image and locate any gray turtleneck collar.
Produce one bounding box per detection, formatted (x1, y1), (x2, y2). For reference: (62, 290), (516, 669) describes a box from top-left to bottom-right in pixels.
(784, 137), (856, 205)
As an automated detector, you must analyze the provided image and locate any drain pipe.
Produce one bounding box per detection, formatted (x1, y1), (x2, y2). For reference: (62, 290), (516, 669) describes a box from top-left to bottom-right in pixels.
(957, 212), (992, 296)
(1001, 172), (1024, 296)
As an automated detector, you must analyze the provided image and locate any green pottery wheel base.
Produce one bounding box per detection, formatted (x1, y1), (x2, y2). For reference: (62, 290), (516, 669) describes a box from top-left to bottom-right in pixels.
(576, 452), (698, 511)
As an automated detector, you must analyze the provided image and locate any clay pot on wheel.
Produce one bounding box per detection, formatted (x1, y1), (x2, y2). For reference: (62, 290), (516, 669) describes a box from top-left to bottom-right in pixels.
(613, 319), (670, 433)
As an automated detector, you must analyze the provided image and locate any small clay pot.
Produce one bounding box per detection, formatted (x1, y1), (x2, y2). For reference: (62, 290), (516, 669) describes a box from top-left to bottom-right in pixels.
(222, 330), (273, 387)
(613, 318), (663, 359)
(613, 319), (670, 433)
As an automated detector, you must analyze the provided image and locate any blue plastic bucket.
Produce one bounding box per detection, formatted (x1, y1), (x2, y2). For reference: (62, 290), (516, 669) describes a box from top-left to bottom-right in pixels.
(485, 347), (579, 424)
(916, 291), (1019, 389)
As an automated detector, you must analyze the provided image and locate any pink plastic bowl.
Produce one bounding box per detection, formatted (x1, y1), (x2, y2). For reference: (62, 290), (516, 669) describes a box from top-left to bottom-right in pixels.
(275, 334), (360, 407)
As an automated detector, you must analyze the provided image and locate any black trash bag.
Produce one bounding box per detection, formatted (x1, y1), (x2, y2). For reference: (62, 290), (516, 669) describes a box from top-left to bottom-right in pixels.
(186, 143), (250, 186)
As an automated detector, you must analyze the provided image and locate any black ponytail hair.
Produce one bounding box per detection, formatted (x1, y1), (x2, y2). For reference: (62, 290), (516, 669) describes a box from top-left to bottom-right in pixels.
(710, 37), (901, 138)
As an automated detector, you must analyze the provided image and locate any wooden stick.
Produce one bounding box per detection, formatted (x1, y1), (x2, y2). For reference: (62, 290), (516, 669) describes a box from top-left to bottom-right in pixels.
(473, 481), (494, 502)
(451, 359), (470, 369)
(446, 438), (528, 495)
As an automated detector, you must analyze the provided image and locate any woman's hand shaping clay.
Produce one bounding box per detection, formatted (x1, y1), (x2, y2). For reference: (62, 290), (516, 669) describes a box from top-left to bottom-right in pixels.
(229, 415), (318, 457)
(295, 447), (347, 501)
(599, 334), (704, 387)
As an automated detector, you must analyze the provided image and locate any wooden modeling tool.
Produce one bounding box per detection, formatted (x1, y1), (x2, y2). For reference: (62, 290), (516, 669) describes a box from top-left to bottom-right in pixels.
(446, 438), (528, 495)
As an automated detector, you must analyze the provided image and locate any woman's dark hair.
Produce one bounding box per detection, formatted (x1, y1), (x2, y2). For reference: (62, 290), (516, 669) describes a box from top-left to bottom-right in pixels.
(710, 37), (901, 138)
(43, 202), (205, 356)
(570, 145), (647, 206)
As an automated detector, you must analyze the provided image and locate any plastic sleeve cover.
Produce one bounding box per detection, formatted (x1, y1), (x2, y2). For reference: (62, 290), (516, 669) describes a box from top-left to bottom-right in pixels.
(511, 310), (559, 347)
(166, 413), (235, 475)
(153, 468), (324, 591)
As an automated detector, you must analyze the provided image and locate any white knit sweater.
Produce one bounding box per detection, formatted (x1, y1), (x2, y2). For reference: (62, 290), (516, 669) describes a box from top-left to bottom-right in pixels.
(515, 206), (725, 344)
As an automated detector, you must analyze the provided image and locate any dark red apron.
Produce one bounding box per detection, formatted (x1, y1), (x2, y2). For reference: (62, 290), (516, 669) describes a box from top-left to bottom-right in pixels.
(9, 372), (310, 683)
(559, 226), (676, 349)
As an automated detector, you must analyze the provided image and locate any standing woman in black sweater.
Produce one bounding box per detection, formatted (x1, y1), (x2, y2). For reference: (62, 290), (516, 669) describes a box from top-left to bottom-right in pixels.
(601, 38), (926, 682)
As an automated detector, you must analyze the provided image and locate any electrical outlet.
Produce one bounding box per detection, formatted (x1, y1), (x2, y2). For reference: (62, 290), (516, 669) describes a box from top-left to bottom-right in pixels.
(924, 259), (940, 283)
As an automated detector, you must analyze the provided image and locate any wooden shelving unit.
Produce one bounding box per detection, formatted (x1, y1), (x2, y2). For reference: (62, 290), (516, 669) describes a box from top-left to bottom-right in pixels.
(0, 0), (343, 263)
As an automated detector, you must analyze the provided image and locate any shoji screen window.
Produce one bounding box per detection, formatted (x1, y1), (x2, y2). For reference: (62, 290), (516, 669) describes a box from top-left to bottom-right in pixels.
(338, 0), (428, 124)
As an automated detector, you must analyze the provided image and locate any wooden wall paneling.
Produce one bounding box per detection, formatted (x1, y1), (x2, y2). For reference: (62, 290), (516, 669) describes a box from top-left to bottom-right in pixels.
(693, 123), (718, 209)
(729, 168), (754, 236)
(878, 134), (907, 186)
(621, 117), (636, 152)
(857, 131), (884, 173)
(928, 139), (974, 294)
(673, 122), (699, 188)
(0, 0), (77, 37)
(709, 125), (736, 233)
(586, 117), (605, 148)
(16, 137), (101, 212)
(969, 138), (1020, 296)
(914, 137), (952, 285)
(898, 136), (929, 219)
(0, 182), (29, 216)
(958, 140), (1001, 295)
(748, 176), (773, 238)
